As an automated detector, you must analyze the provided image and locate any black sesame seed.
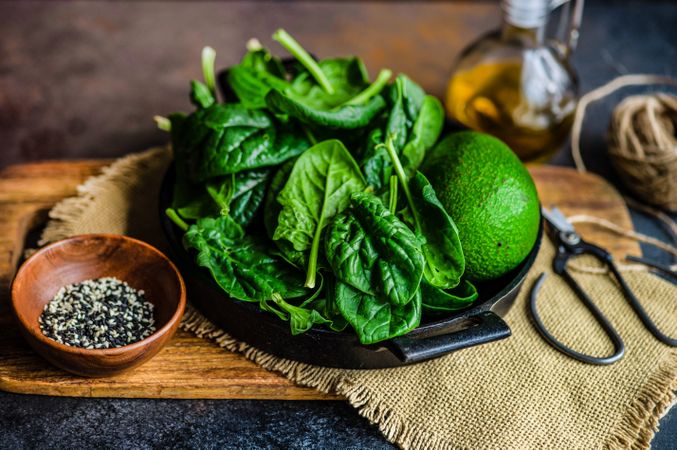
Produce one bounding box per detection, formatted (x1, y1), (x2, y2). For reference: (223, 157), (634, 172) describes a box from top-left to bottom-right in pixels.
(39, 277), (156, 349)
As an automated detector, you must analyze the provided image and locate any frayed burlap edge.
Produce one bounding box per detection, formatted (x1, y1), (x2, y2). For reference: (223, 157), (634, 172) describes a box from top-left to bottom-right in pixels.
(35, 147), (676, 450)
(38, 146), (169, 246)
(604, 348), (676, 450)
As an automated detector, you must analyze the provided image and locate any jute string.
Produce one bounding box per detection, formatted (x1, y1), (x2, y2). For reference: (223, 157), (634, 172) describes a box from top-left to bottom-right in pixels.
(569, 74), (677, 274)
(36, 146), (676, 449)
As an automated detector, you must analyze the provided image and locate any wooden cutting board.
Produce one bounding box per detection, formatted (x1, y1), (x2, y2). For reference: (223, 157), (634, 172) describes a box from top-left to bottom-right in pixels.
(0, 162), (640, 399)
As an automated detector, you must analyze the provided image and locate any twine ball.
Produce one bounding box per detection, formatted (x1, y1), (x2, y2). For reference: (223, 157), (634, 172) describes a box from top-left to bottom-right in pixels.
(607, 93), (677, 212)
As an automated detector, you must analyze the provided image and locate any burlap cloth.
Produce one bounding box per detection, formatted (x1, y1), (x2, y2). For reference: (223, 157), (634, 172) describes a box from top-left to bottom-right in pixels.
(40, 147), (676, 449)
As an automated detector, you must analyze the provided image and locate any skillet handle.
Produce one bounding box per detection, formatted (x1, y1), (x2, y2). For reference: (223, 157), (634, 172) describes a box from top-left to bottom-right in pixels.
(389, 311), (511, 364)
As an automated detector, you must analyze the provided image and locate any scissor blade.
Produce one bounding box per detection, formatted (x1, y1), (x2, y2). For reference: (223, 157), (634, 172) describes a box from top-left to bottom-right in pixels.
(541, 206), (576, 233)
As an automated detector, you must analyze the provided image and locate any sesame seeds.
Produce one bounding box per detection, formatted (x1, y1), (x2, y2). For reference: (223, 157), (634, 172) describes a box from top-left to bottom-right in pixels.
(39, 277), (156, 349)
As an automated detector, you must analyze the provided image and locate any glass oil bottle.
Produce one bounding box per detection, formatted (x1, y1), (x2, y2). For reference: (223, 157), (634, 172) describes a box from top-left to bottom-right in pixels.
(446, 0), (584, 163)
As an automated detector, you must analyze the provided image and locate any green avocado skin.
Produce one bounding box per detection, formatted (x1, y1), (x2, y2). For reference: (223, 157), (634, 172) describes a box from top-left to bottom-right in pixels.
(421, 131), (540, 282)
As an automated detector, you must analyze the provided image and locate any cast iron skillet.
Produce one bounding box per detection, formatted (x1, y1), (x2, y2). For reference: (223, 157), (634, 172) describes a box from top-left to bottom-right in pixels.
(162, 60), (541, 368)
(159, 167), (542, 369)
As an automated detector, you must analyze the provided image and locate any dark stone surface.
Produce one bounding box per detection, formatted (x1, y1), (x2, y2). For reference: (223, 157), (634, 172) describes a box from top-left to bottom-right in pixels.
(0, 1), (675, 449)
(0, 396), (394, 450)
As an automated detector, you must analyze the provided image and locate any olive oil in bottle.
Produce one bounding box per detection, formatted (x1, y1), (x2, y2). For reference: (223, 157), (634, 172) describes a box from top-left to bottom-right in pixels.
(446, 0), (583, 163)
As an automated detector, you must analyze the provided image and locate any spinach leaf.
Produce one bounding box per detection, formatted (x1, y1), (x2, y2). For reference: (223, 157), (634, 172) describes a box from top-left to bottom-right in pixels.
(409, 172), (465, 289)
(272, 140), (367, 288)
(401, 95), (444, 172)
(358, 77), (408, 190)
(266, 90), (386, 129)
(184, 215), (308, 301)
(326, 191), (424, 306)
(172, 182), (220, 221)
(334, 281), (421, 345)
(385, 74), (426, 120)
(169, 112), (222, 220)
(241, 41), (287, 78)
(263, 161), (306, 268)
(227, 46), (290, 109)
(360, 127), (392, 189)
(383, 76), (410, 153)
(229, 168), (272, 226)
(281, 57), (391, 112)
(310, 278), (349, 332)
(264, 161), (294, 238)
(259, 273), (345, 335)
(284, 57), (370, 108)
(308, 298), (349, 332)
(421, 280), (478, 314)
(260, 293), (331, 335)
(384, 139), (465, 290)
(359, 75), (443, 190)
(264, 55), (388, 129)
(170, 169), (269, 226)
(172, 104), (311, 182)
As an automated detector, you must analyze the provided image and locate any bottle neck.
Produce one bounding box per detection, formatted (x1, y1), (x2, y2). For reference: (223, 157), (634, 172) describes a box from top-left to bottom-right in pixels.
(500, 23), (544, 47)
(500, 0), (549, 46)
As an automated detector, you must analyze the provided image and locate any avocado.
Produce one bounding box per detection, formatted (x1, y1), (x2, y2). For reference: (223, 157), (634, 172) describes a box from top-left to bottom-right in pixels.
(422, 131), (540, 281)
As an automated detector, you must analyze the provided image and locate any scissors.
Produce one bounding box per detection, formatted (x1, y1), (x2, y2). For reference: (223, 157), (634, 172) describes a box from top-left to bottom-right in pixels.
(529, 206), (677, 365)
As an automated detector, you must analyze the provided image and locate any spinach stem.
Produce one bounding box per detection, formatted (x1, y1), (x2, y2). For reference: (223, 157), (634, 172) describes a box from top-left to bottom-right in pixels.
(201, 46), (217, 97)
(344, 69), (392, 106)
(305, 219), (323, 289)
(246, 38), (263, 51)
(165, 208), (189, 231)
(383, 137), (420, 230)
(388, 175), (398, 214)
(154, 115), (171, 131)
(299, 272), (324, 307)
(273, 29), (335, 95)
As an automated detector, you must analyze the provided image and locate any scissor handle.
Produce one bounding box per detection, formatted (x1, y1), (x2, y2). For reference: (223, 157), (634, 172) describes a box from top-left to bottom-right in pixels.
(607, 260), (677, 347)
(553, 240), (611, 275)
(529, 272), (625, 365)
(556, 241), (676, 347)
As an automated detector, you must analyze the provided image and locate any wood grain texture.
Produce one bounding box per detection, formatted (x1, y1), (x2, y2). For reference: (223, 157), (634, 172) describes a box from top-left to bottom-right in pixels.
(0, 161), (639, 399)
(529, 166), (640, 258)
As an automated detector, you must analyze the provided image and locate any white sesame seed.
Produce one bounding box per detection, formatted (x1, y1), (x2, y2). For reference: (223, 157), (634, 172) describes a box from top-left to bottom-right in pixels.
(39, 277), (156, 348)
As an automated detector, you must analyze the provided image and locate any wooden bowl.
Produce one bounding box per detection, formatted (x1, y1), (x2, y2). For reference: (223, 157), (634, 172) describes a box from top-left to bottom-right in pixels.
(11, 234), (186, 377)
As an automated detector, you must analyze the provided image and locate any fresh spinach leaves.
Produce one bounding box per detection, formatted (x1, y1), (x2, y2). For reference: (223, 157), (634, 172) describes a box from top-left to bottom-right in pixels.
(260, 293), (331, 335)
(334, 281), (422, 345)
(229, 168), (272, 226)
(165, 32), (474, 342)
(266, 90), (387, 129)
(359, 75), (443, 190)
(408, 172), (465, 289)
(173, 104), (311, 182)
(184, 215), (308, 302)
(326, 191), (423, 306)
(402, 95), (444, 173)
(272, 140), (367, 288)
(421, 280), (478, 314)
(227, 44), (290, 109)
(384, 138), (465, 290)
